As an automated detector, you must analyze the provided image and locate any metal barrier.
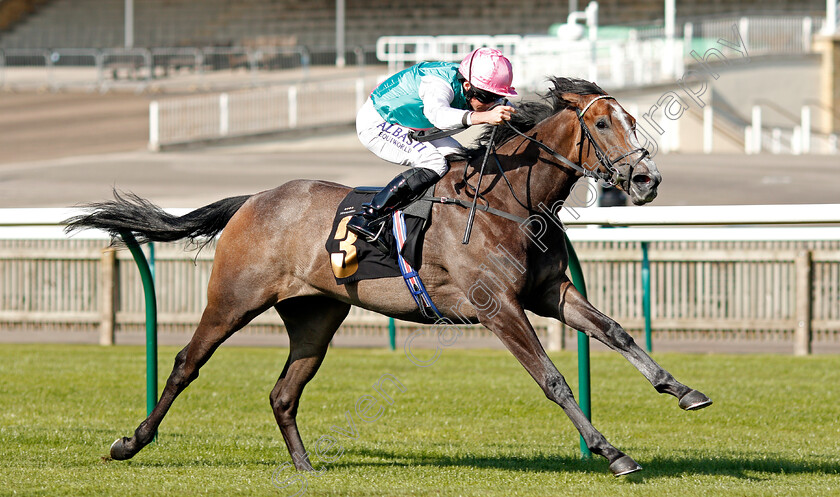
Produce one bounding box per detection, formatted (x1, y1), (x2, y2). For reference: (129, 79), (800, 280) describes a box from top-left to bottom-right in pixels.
(150, 47), (203, 78)
(50, 49), (102, 89)
(0, 45), (371, 92)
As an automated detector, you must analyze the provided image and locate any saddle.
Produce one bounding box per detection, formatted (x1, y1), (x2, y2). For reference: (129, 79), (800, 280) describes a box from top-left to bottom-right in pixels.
(325, 185), (435, 286)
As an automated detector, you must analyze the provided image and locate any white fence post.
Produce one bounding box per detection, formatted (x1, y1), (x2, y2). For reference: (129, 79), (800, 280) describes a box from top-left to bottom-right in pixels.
(825, 0), (838, 34)
(219, 93), (229, 137)
(99, 248), (116, 346)
(546, 321), (563, 351)
(792, 126), (802, 155)
(662, 114), (680, 153)
(751, 105), (762, 154)
(288, 86), (298, 128)
(148, 100), (160, 151)
(794, 250), (813, 356)
(803, 17), (813, 52)
(739, 17), (750, 49)
(610, 44), (625, 88)
(684, 21), (694, 50)
(801, 106), (811, 154)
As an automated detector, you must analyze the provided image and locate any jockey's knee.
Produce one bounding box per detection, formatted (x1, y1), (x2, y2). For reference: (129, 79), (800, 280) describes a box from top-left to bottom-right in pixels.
(405, 167), (442, 190)
(414, 155), (449, 177)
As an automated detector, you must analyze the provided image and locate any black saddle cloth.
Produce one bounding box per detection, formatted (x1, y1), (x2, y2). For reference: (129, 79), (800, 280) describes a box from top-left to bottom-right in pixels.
(325, 186), (433, 285)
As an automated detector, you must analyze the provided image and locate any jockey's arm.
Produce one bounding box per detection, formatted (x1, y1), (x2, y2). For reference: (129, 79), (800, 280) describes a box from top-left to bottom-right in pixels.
(419, 76), (514, 129)
(418, 76), (471, 131)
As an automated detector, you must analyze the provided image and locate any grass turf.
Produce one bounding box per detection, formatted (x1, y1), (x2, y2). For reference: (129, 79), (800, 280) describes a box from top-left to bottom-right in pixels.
(1, 344), (839, 496)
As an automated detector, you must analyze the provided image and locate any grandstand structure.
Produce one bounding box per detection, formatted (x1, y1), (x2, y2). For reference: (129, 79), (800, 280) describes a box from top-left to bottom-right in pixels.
(0, 0), (830, 50)
(0, 0), (836, 156)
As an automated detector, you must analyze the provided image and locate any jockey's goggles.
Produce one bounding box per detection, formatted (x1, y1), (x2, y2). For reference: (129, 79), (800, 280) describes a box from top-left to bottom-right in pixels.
(470, 87), (502, 104)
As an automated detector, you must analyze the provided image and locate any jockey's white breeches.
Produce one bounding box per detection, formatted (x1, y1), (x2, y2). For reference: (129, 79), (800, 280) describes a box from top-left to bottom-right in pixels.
(356, 98), (459, 177)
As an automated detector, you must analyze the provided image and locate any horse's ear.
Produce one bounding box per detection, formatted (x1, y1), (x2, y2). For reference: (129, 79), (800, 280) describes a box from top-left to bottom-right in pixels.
(560, 92), (585, 107)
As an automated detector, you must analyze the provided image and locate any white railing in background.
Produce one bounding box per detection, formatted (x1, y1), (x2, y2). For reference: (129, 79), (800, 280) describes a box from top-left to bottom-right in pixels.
(148, 74), (385, 150)
(376, 15), (826, 92)
(1, 205), (838, 353)
(377, 34), (685, 91)
(744, 103), (839, 155)
(3, 204), (837, 234)
(557, 204), (840, 226)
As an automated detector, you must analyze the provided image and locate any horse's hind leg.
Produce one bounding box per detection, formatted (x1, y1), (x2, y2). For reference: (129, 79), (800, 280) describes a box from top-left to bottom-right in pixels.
(109, 274), (276, 460)
(269, 297), (350, 471)
(551, 279), (711, 410)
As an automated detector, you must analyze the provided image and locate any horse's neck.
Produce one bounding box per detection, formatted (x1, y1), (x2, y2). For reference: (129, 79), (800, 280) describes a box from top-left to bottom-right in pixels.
(441, 115), (581, 216)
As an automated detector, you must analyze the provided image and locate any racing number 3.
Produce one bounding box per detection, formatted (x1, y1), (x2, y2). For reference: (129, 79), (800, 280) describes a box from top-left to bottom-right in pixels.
(331, 216), (359, 278)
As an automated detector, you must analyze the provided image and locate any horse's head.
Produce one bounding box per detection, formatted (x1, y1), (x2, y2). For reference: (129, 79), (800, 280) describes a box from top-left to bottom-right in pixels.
(459, 77), (661, 210)
(561, 90), (662, 205)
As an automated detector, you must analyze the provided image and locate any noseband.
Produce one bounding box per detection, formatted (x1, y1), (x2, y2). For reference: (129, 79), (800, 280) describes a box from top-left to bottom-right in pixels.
(458, 95), (653, 220)
(504, 94), (649, 187)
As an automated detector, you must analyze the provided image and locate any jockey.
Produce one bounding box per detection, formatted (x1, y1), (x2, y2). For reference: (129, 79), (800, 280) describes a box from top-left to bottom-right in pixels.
(348, 47), (518, 242)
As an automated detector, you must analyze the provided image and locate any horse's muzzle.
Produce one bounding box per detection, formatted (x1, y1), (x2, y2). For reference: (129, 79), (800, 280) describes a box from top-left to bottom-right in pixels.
(627, 166), (661, 205)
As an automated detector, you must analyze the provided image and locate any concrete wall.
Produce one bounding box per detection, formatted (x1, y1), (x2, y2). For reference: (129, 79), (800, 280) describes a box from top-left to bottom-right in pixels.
(613, 55), (822, 154)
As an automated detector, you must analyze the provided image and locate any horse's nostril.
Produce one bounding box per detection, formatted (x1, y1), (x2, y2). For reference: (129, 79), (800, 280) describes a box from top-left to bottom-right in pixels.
(632, 174), (651, 184)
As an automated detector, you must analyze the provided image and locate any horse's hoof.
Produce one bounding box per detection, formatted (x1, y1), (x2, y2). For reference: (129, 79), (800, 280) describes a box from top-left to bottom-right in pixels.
(609, 455), (642, 476)
(109, 437), (134, 460)
(679, 389), (713, 411)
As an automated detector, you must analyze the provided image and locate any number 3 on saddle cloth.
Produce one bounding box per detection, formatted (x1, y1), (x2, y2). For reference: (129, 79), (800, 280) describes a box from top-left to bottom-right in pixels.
(325, 186), (442, 320)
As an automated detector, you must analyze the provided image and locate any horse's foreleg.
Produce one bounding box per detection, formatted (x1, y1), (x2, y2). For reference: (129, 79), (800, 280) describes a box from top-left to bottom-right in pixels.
(270, 297), (350, 471)
(479, 298), (641, 476)
(551, 279), (711, 409)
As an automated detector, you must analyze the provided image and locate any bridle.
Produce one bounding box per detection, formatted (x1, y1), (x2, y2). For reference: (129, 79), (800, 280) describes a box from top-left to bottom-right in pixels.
(503, 94), (650, 187)
(455, 93), (653, 234)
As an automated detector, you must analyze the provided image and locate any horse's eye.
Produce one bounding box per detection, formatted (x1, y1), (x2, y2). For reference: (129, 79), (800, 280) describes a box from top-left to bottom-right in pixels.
(596, 119), (609, 129)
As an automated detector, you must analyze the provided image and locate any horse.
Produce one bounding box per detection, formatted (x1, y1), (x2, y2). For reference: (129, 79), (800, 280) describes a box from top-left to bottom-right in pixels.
(67, 77), (711, 477)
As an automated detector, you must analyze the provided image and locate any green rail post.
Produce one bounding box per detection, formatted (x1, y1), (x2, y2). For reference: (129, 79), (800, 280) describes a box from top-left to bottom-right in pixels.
(119, 231), (158, 441)
(388, 317), (396, 351)
(563, 233), (591, 460)
(641, 241), (652, 353)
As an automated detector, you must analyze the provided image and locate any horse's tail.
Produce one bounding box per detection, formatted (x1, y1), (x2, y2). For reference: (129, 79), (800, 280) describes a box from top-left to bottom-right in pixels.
(64, 190), (251, 247)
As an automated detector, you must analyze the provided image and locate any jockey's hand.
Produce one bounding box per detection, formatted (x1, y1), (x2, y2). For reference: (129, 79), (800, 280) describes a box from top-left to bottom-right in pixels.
(472, 105), (516, 126)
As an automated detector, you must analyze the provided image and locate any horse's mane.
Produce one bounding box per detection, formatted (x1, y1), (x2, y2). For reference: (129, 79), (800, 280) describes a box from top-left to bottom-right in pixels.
(452, 77), (606, 162)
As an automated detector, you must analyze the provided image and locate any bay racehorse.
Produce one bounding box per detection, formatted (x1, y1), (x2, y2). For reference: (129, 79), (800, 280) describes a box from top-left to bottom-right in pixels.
(67, 77), (711, 476)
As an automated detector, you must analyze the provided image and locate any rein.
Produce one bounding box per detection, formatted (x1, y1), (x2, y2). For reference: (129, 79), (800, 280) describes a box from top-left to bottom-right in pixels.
(502, 95), (648, 187)
(441, 94), (653, 235)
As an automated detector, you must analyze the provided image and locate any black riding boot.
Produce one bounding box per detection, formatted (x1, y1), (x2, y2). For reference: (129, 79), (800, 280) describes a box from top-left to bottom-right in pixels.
(347, 167), (440, 243)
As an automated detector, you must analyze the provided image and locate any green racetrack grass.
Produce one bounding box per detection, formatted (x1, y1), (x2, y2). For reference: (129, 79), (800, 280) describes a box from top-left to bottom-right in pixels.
(1, 343), (838, 496)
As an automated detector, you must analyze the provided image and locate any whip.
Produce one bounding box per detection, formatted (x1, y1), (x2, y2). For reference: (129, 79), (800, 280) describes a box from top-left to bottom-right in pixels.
(462, 123), (498, 244)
